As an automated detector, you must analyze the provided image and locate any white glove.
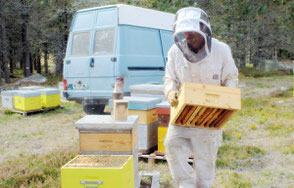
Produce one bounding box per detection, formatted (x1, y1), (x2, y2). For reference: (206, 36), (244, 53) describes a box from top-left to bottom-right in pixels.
(167, 90), (179, 107)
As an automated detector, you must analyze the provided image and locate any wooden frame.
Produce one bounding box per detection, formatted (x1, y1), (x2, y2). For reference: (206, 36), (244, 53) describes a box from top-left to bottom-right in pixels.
(170, 83), (241, 130)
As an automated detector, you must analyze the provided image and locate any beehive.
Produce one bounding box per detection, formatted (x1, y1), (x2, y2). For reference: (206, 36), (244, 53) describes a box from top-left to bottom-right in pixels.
(18, 86), (44, 90)
(156, 101), (170, 127)
(109, 96), (161, 111)
(130, 84), (166, 101)
(14, 90), (42, 111)
(128, 109), (158, 124)
(1, 90), (17, 110)
(37, 88), (61, 108)
(157, 126), (168, 153)
(170, 83), (241, 129)
(75, 115), (139, 188)
(61, 155), (134, 188)
(138, 122), (158, 153)
(75, 115), (138, 155)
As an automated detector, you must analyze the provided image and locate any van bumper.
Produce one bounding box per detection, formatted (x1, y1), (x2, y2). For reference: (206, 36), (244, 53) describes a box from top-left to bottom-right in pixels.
(63, 90), (130, 104)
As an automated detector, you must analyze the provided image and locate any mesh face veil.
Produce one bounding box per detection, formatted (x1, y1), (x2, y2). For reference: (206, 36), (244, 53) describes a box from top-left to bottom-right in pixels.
(173, 8), (212, 63)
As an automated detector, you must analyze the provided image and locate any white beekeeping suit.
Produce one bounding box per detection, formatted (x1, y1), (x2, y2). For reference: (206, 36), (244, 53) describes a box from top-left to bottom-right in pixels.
(164, 7), (238, 188)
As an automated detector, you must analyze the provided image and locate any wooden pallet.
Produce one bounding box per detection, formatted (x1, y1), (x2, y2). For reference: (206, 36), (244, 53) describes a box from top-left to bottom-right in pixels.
(9, 106), (63, 117)
(170, 83), (241, 129)
(139, 152), (193, 164)
(139, 145), (157, 155)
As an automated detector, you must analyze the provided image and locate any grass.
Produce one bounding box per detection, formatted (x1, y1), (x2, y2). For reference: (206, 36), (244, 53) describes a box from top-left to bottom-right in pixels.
(0, 75), (293, 187)
(216, 144), (264, 170)
(239, 66), (293, 78)
(0, 148), (78, 188)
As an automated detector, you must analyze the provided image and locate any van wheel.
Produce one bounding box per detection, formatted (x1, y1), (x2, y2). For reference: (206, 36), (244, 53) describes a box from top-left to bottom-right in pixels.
(83, 99), (105, 114)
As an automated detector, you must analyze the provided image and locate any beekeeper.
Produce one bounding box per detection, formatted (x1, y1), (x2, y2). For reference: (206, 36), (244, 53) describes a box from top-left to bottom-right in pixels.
(164, 7), (238, 188)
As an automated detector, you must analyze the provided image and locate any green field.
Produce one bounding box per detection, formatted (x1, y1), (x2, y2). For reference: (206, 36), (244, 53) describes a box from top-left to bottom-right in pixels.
(0, 75), (293, 188)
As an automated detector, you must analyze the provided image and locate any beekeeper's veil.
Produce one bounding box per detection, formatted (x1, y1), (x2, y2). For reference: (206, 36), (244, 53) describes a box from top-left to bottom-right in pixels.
(173, 7), (212, 63)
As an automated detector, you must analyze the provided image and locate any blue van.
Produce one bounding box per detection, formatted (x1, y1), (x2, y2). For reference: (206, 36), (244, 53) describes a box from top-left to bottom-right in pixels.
(63, 4), (175, 113)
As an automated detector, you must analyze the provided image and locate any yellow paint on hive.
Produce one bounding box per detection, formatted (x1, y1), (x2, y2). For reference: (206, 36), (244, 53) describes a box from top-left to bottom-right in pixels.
(158, 126), (168, 153)
(40, 93), (61, 108)
(14, 96), (42, 111)
(61, 155), (135, 188)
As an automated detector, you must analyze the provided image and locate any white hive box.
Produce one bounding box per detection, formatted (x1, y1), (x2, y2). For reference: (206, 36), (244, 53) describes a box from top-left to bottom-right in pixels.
(138, 122), (158, 153)
(130, 84), (166, 101)
(1, 90), (17, 109)
(18, 86), (44, 90)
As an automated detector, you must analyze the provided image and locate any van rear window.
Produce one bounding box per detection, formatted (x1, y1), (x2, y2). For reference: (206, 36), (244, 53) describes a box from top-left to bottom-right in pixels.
(71, 32), (91, 57)
(94, 29), (115, 56)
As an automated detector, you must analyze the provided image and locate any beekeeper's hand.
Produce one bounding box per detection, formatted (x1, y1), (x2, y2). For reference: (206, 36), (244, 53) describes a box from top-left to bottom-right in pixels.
(167, 90), (179, 107)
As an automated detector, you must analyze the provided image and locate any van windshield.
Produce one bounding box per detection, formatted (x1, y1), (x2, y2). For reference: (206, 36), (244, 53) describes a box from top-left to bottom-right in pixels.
(94, 29), (115, 56)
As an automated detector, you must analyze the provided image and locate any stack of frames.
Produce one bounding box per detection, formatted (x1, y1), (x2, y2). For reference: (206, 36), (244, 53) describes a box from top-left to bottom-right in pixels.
(170, 83), (241, 130)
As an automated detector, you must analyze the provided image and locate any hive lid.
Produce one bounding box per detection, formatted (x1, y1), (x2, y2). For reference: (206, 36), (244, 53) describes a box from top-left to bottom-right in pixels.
(37, 88), (60, 95)
(1, 90), (18, 96)
(109, 96), (161, 110)
(75, 115), (139, 131)
(14, 90), (41, 97)
(18, 86), (44, 90)
(156, 101), (170, 108)
(129, 84), (164, 94)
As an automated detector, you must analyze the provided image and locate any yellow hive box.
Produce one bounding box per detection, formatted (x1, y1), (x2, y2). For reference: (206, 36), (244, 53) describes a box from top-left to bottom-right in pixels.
(61, 155), (134, 188)
(171, 83), (241, 129)
(37, 88), (61, 108)
(158, 126), (168, 153)
(14, 91), (42, 111)
(128, 109), (158, 124)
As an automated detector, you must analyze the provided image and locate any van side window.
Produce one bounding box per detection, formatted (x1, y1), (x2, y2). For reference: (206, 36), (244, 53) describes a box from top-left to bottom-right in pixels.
(94, 29), (115, 56)
(71, 32), (91, 57)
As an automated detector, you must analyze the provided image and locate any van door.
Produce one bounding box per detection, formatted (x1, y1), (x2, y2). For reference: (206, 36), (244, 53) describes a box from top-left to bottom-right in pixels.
(160, 30), (174, 65)
(89, 8), (117, 96)
(64, 11), (95, 90)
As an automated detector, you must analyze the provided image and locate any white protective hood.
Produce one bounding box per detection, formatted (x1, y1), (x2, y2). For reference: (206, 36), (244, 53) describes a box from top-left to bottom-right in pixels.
(173, 7), (212, 63)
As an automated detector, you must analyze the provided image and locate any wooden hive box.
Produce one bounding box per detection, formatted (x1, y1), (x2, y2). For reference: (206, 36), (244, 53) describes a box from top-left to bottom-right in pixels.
(156, 101), (170, 127)
(61, 155), (135, 188)
(170, 83), (241, 129)
(75, 115), (139, 155)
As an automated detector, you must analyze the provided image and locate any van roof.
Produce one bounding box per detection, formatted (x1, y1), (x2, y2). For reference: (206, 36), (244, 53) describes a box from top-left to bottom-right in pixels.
(77, 4), (175, 31)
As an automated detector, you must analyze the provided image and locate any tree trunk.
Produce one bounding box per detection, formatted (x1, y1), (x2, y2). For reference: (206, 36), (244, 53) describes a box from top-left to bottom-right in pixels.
(30, 53), (33, 74)
(55, 49), (63, 75)
(44, 43), (48, 74)
(9, 49), (13, 74)
(32, 53), (37, 71)
(0, 53), (2, 85)
(36, 54), (41, 74)
(21, 0), (31, 77)
(0, 13), (11, 83)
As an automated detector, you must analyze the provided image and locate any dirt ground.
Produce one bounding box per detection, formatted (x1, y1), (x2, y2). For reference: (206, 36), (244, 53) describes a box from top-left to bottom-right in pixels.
(0, 75), (293, 187)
